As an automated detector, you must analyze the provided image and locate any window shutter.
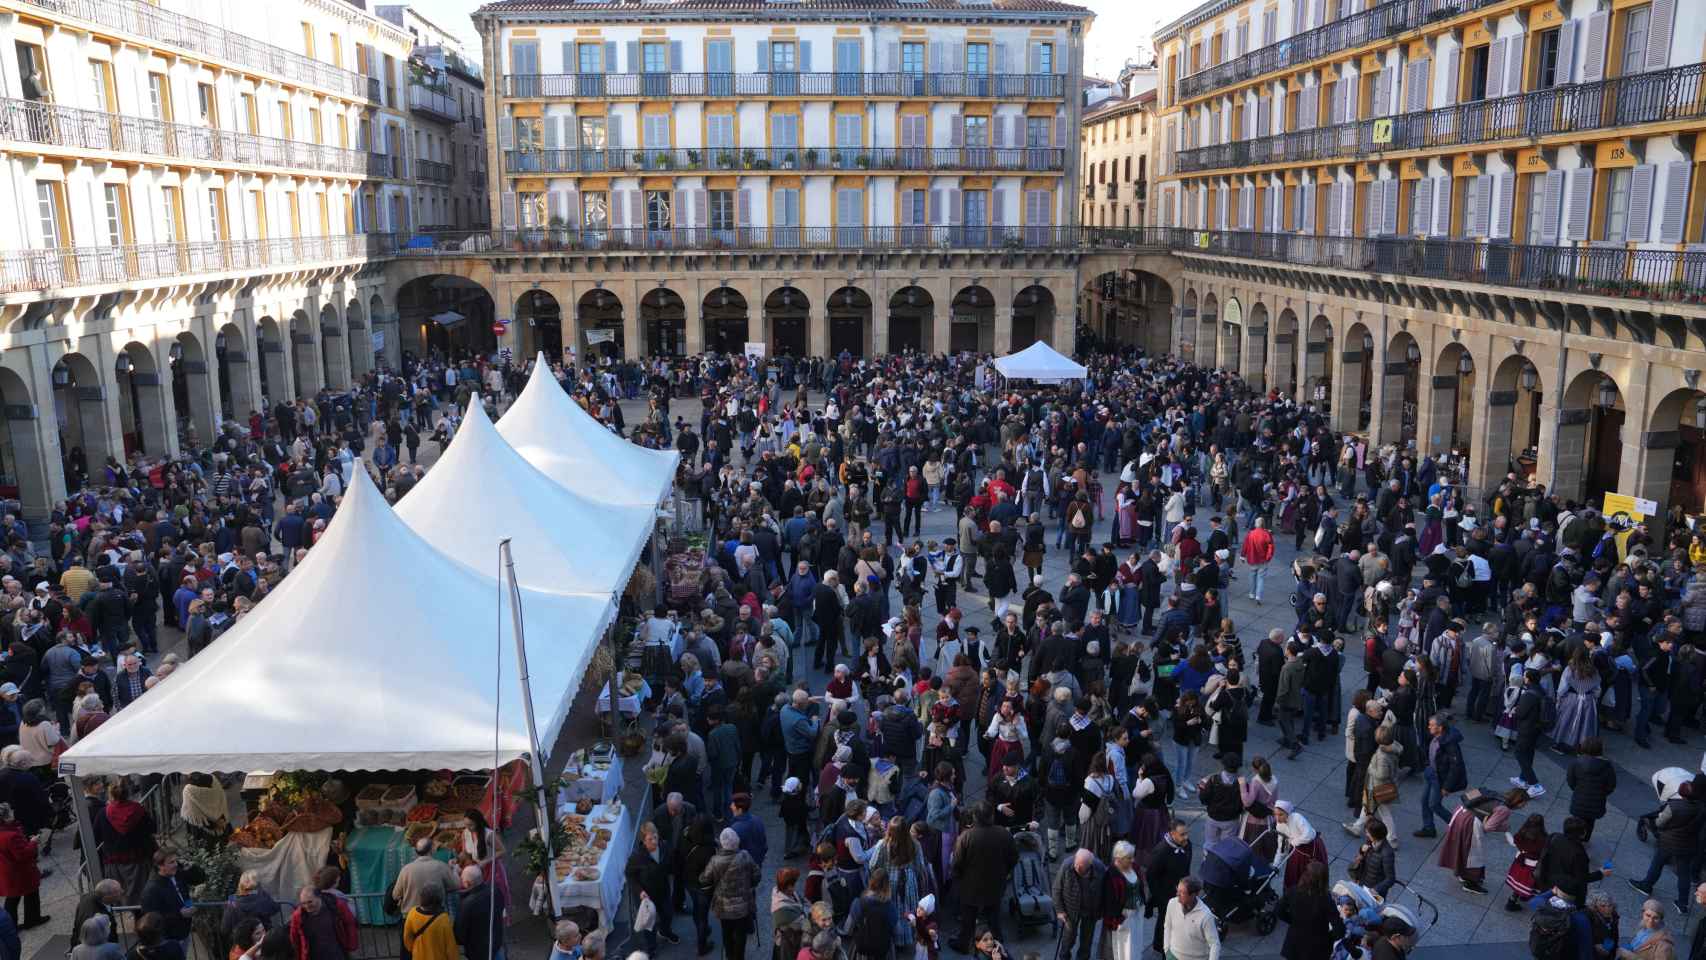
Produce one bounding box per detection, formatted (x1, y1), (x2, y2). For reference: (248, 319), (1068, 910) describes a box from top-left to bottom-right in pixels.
(1505, 31), (1525, 96)
(693, 189), (706, 228)
(948, 42), (962, 73)
(626, 41), (639, 73)
(1565, 167), (1594, 240)
(948, 113), (963, 147)
(1433, 176), (1452, 236)
(543, 116), (558, 151)
(1660, 161), (1692, 243)
(629, 190), (643, 228)
(1383, 179), (1400, 234)
(800, 42), (812, 71)
(1055, 109), (1067, 148)
(757, 41), (771, 71)
(502, 190), (517, 229)
(1344, 77), (1358, 122)
(1541, 169), (1564, 242)
(736, 188), (751, 227)
(1324, 182), (1340, 235)
(1406, 60), (1427, 112)
(609, 190), (624, 228)
(1412, 178), (1432, 234)
(602, 41), (615, 73)
(498, 115), (514, 150)
(992, 189), (1005, 227)
(673, 188), (686, 228)
(1646, 0), (1674, 70)
(1554, 20), (1577, 85)
(947, 188), (961, 226)
(670, 42), (683, 73)
(1442, 48), (1459, 106)
(929, 188), (942, 225)
(1341, 181), (1355, 236)
(1372, 71), (1388, 118)
(1492, 171), (1514, 238)
(1313, 0), (1326, 32)
(1580, 11), (1608, 82)
(885, 42), (898, 73)
(1473, 174), (1492, 237)
(607, 115), (622, 148)
(994, 43), (1009, 75)
(930, 42), (943, 74)
(1486, 39), (1505, 99)
(565, 189), (580, 228)
(1257, 96), (1270, 136)
(1301, 184), (1316, 233)
(562, 42), (574, 74)
(1628, 163), (1656, 243)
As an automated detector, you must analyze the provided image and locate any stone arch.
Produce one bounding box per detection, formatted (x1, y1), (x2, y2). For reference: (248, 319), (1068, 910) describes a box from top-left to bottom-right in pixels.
(1304, 314), (1334, 404)
(1480, 352), (1545, 497)
(640, 288), (686, 358)
(1012, 285), (1055, 352)
(396, 274), (498, 360)
(827, 286), (872, 358)
(1640, 387), (1706, 522)
(1337, 322), (1375, 435)
(367, 294), (389, 370)
(576, 288), (625, 360)
(1221, 296), (1242, 377)
(1245, 301), (1269, 391)
(345, 298), (373, 381)
(1557, 369), (1625, 506)
(169, 330), (215, 449)
(517, 290), (564, 359)
(704, 287), (751, 356)
(216, 323), (255, 423)
(0, 367), (49, 522)
(1274, 308), (1298, 398)
(50, 352), (110, 490)
(888, 286), (934, 355)
(116, 340), (169, 457)
(1431, 342), (1475, 457)
(289, 310), (322, 400)
(950, 285), (995, 353)
(1199, 293), (1220, 369)
(764, 287), (809, 358)
(256, 316), (288, 407)
(319, 303), (350, 392)
(1128, 269), (1176, 356)
(1379, 331), (1421, 450)
(1180, 288), (1200, 362)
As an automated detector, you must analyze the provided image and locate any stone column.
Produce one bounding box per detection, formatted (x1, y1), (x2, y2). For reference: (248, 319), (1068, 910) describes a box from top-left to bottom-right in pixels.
(1379, 361), (1408, 447)
(1334, 349), (1364, 435)
(1246, 324), (1267, 391)
(1426, 374), (1458, 457)
(14, 343), (67, 520)
(808, 303), (829, 358)
(993, 309), (1013, 355)
(1552, 407), (1591, 503)
(684, 289), (705, 356)
(616, 280), (643, 361)
(177, 346), (218, 447)
(1271, 333), (1294, 400)
(1482, 387), (1519, 498)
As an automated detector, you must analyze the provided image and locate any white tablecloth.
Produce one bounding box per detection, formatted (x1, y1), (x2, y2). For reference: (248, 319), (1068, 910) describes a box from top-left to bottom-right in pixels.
(555, 755), (624, 806)
(237, 827), (335, 903)
(595, 680), (651, 717)
(555, 798), (640, 929)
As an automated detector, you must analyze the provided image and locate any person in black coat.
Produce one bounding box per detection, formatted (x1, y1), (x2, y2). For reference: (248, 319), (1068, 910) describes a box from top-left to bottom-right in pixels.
(1278, 860), (1344, 960)
(1533, 816), (1607, 905)
(455, 865), (506, 960)
(1146, 820), (1193, 955)
(1565, 738), (1618, 842)
(949, 803), (1019, 952)
(1256, 630), (1285, 723)
(1510, 670), (1544, 791)
(811, 575), (844, 672)
(625, 823), (679, 952)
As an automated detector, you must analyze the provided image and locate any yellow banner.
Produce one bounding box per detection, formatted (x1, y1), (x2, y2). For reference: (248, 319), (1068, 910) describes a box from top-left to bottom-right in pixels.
(1602, 492), (1658, 522)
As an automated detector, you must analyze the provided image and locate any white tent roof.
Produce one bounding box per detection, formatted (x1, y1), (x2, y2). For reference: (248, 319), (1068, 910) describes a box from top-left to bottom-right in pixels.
(395, 399), (655, 596)
(497, 354), (680, 507)
(990, 341), (1088, 382)
(59, 467), (613, 777)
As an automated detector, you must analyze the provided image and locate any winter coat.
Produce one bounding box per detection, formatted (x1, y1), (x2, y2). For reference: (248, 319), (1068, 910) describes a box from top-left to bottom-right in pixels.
(1278, 885), (1344, 960)
(1050, 856), (1108, 920)
(1424, 725), (1468, 793)
(1366, 742), (1402, 806)
(700, 848), (760, 919)
(1566, 756), (1618, 820)
(0, 821), (38, 898)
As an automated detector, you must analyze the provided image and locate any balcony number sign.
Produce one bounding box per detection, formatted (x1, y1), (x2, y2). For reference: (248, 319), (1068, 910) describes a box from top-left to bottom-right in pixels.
(1372, 118), (1393, 145)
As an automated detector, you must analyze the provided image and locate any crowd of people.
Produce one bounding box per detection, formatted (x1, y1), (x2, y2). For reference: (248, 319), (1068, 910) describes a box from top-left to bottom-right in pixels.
(6, 339), (1706, 960)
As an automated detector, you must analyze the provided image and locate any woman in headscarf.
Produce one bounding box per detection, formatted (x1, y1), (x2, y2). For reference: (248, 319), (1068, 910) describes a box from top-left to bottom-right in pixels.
(1437, 787), (1528, 896)
(1274, 801), (1329, 891)
(699, 827), (760, 960)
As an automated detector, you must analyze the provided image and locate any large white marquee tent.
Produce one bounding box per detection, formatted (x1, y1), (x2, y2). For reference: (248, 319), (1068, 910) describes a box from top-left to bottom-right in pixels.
(990, 341), (1088, 383)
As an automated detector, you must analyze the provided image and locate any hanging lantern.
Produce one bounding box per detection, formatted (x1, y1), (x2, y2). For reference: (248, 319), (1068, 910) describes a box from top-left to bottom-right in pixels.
(1029, 288), (1039, 305)
(1695, 395), (1706, 430)
(1362, 333), (1373, 355)
(907, 288), (918, 307)
(1519, 363), (1538, 392)
(115, 354), (133, 376)
(215, 332), (227, 353)
(1405, 341), (1420, 364)
(1595, 378), (1618, 409)
(51, 364), (69, 388)
(1457, 352), (1472, 375)
(169, 342), (183, 363)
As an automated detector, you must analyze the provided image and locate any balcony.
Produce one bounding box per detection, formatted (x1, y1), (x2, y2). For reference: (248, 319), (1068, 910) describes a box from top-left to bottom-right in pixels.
(1105, 182), (1119, 200)
(369, 152), (401, 178)
(368, 77), (383, 103)
(416, 159), (453, 184)
(0, 234), (391, 295)
(502, 71), (1065, 100)
(15, 0), (376, 103)
(1177, 0), (1498, 102)
(408, 84), (463, 124)
(1175, 61), (1706, 175)
(1, 97), (378, 177)
(399, 225), (1104, 256)
(501, 146), (1067, 175)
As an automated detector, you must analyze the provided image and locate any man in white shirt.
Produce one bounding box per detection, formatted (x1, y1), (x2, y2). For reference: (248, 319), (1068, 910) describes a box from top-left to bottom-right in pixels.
(1165, 876), (1221, 960)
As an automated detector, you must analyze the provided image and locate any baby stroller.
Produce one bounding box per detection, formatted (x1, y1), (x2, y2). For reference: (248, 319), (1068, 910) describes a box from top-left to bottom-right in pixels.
(1005, 830), (1058, 936)
(1636, 766), (1694, 844)
(1331, 879), (1440, 957)
(1200, 835), (1282, 937)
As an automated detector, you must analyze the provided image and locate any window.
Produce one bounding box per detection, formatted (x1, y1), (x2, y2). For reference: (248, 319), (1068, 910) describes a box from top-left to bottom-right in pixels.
(903, 189), (925, 225)
(642, 114), (669, 149)
(1468, 45), (1490, 101)
(35, 181), (64, 247)
(277, 102), (292, 138)
(241, 93), (258, 134)
(1036, 43), (1053, 74)
(1026, 117), (1050, 147)
(708, 190), (735, 231)
(1621, 5), (1650, 77)
(149, 73), (172, 120)
(646, 190), (671, 230)
(519, 192), (546, 228)
(578, 44), (603, 73)
(88, 60), (115, 112)
(770, 42), (797, 71)
(15, 41), (50, 101)
(160, 187), (184, 244)
(964, 189), (988, 225)
(771, 113), (799, 149)
(708, 114), (736, 149)
(1525, 173), (1547, 243)
(197, 83), (217, 126)
(901, 42), (924, 73)
(1603, 167), (1632, 241)
(834, 114), (860, 149)
(774, 187), (800, 225)
(966, 42), (990, 74)
(102, 184), (131, 246)
(579, 117), (607, 150)
(642, 42), (666, 72)
(206, 187), (226, 242)
(964, 115), (989, 147)
(301, 22), (315, 59)
(1536, 28), (1561, 88)
(582, 191), (609, 230)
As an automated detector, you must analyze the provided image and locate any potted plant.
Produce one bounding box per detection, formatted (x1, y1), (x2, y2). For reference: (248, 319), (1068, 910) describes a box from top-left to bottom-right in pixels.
(628, 150), (643, 170)
(686, 148), (701, 167)
(831, 150), (844, 166)
(717, 151), (734, 169)
(783, 151), (796, 169)
(856, 153), (871, 170)
(655, 151), (673, 169)
(754, 158), (772, 170)
(742, 148), (757, 169)
(803, 148), (818, 168)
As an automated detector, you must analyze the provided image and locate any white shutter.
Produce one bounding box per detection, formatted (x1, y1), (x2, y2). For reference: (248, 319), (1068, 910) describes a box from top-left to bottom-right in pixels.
(1660, 161), (1693, 244)
(1492, 171), (1514, 238)
(1553, 19), (1578, 87)
(1473, 174), (1491, 237)
(1647, 0), (1674, 71)
(1343, 77), (1358, 123)
(1373, 70), (1389, 118)
(1505, 31), (1525, 96)
(1541, 169), (1565, 242)
(1412, 178), (1432, 234)
(1627, 163), (1656, 243)
(1341, 179), (1355, 236)
(1382, 179), (1399, 235)
(1580, 11), (1608, 83)
(1442, 48), (1459, 106)
(1324, 182), (1340, 235)
(1257, 97), (1271, 136)
(1433, 176), (1452, 236)
(1565, 167), (1594, 241)
(1486, 38), (1505, 100)
(1406, 59), (1428, 112)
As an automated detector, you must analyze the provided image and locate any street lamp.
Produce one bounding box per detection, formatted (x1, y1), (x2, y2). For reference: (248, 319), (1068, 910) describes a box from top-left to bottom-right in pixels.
(1457, 353), (1473, 375)
(1362, 332), (1374, 356)
(1406, 341), (1421, 364)
(1694, 395), (1706, 430)
(1596, 378), (1618, 409)
(1519, 363), (1538, 392)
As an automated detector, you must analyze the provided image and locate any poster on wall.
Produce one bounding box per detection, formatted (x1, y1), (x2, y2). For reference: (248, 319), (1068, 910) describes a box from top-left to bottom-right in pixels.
(744, 342), (767, 361)
(585, 329), (616, 345)
(371, 332), (385, 353)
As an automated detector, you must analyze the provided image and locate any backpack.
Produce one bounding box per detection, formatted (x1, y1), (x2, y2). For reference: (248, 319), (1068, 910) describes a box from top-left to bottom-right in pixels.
(1071, 507), (1087, 530)
(1529, 902), (1576, 959)
(1046, 754), (1071, 789)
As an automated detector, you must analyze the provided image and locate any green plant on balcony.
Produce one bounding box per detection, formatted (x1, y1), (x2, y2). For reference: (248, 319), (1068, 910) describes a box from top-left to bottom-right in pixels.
(855, 154), (871, 169)
(782, 151), (797, 169)
(628, 150), (644, 169)
(742, 148), (757, 169)
(655, 151), (673, 169)
(803, 148), (818, 168)
(686, 149), (701, 167)
(717, 151), (734, 169)
(831, 150), (844, 166)
(1002, 233), (1024, 250)
(753, 159), (772, 170)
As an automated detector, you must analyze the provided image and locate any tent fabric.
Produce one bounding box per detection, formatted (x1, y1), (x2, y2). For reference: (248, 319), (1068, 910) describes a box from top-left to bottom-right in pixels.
(990, 341), (1088, 382)
(58, 467), (612, 777)
(496, 354), (680, 508)
(394, 399), (655, 596)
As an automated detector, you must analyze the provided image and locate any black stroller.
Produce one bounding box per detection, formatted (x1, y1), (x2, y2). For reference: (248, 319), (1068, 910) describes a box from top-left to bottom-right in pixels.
(1199, 835), (1283, 937)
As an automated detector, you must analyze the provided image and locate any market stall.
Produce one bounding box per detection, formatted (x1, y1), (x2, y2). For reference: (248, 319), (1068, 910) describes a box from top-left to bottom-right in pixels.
(553, 800), (637, 929)
(555, 746), (623, 806)
(990, 340), (1089, 383)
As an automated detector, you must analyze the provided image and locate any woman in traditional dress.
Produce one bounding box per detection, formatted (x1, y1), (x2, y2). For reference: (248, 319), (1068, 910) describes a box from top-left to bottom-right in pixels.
(1502, 813), (1549, 912)
(1552, 648), (1601, 753)
(1437, 788), (1528, 895)
(1116, 484), (1139, 549)
(1239, 755), (1280, 860)
(1274, 800), (1329, 891)
(1115, 553), (1142, 633)
(983, 701), (1029, 787)
(1129, 752), (1174, 866)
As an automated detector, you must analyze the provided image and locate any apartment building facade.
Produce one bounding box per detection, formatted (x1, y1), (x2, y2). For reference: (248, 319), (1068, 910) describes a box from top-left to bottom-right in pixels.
(0, 0), (420, 523)
(470, 0), (1089, 361)
(378, 4), (490, 231)
(1145, 0), (1706, 517)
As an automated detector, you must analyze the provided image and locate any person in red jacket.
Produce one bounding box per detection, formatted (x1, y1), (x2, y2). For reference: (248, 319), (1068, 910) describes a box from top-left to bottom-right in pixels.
(0, 803), (44, 929)
(1239, 517), (1277, 605)
(288, 884), (357, 960)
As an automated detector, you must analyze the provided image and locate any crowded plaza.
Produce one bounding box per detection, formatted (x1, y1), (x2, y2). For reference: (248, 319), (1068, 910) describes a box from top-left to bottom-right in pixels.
(1, 337), (1705, 960)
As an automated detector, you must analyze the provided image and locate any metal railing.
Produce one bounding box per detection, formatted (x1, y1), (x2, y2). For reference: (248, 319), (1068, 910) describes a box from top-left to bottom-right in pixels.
(0, 235), (391, 294)
(112, 894), (400, 960)
(502, 71), (1066, 100)
(501, 145), (1066, 175)
(415, 159), (453, 183)
(1177, 0), (1499, 102)
(370, 152), (402, 178)
(0, 97), (377, 177)
(408, 84), (463, 123)
(1176, 60), (1706, 173)
(16, 0), (376, 102)
(398, 225), (1113, 256)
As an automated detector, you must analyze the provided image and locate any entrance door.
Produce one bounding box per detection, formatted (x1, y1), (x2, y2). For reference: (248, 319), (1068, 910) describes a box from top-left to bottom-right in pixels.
(772, 316), (806, 357)
(950, 319), (980, 353)
(889, 315), (922, 353)
(830, 315), (863, 357)
(1011, 313), (1037, 351)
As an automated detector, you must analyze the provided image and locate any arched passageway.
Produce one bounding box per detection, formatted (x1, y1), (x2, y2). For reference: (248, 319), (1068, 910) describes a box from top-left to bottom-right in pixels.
(516, 291), (563, 360)
(169, 331), (214, 448)
(1380, 332), (1421, 450)
(764, 288), (807, 358)
(703, 288), (749, 357)
(1337, 324), (1374, 434)
(1557, 370), (1624, 506)
(1640, 388), (1706, 524)
(397, 275), (497, 360)
(1245, 302), (1268, 391)
(51, 353), (109, 491)
(950, 286), (994, 353)
(640, 289), (686, 358)
(576, 289), (625, 360)
(116, 341), (168, 457)
(827, 287), (871, 358)
(1274, 309), (1298, 398)
(1305, 314), (1333, 407)
(1432, 343), (1475, 458)
(888, 286), (933, 354)
(1198, 293), (1219, 368)
(1180, 289), (1200, 362)
(289, 311), (322, 399)
(319, 303), (350, 392)
(1012, 286), (1055, 352)
(1482, 354), (1545, 495)
(0, 369), (49, 520)
(216, 324), (254, 423)
(346, 299), (374, 381)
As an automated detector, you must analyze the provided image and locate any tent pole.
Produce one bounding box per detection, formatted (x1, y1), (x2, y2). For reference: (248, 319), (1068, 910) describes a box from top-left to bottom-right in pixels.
(68, 775), (102, 891)
(499, 540), (564, 919)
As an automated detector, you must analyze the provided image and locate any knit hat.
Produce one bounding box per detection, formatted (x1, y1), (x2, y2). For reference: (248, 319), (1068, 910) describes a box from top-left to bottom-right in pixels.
(782, 777), (802, 795)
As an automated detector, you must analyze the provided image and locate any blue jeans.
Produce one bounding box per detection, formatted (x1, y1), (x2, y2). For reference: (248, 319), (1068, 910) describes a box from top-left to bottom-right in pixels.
(1641, 848), (1696, 905)
(1250, 564), (1268, 601)
(1302, 691), (1325, 739)
(1636, 685), (1669, 745)
(1466, 677), (1491, 722)
(1171, 743), (1200, 792)
(1420, 771), (1451, 831)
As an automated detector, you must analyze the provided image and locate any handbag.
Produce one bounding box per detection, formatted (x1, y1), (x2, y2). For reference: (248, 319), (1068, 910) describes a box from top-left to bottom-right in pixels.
(1370, 782), (1399, 805)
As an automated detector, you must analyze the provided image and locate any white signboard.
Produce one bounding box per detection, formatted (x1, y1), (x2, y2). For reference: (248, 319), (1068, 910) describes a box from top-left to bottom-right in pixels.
(371, 331), (385, 352)
(744, 341), (767, 360)
(585, 329), (616, 345)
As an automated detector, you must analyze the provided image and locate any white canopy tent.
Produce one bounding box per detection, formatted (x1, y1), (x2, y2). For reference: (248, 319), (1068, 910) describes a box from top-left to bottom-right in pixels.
(497, 354), (680, 507)
(58, 466), (614, 776)
(395, 399), (655, 596)
(990, 341), (1088, 383)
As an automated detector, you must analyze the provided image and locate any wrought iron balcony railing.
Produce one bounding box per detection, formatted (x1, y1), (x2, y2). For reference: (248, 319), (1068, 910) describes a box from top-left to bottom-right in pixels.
(0, 235), (391, 295)
(1175, 61), (1706, 174)
(0, 97), (377, 177)
(501, 146), (1066, 175)
(502, 71), (1065, 100)
(408, 85), (463, 124)
(415, 159), (453, 184)
(15, 0), (377, 102)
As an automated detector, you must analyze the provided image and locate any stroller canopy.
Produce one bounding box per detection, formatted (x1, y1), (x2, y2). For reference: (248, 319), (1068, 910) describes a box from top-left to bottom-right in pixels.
(1203, 838), (1275, 889)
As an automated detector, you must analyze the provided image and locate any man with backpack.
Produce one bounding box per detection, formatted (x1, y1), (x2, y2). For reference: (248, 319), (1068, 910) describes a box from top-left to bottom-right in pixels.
(1528, 887), (1593, 960)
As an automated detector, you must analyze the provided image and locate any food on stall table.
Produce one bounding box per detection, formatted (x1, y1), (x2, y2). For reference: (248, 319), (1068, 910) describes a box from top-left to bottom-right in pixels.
(452, 783), (485, 804)
(575, 798), (595, 815)
(300, 795), (344, 825)
(406, 804), (439, 823)
(434, 830), (461, 849)
(591, 830), (611, 849)
(405, 823), (435, 845)
(355, 784), (390, 807)
(232, 817), (284, 848)
(422, 778), (451, 800)
(572, 867), (599, 881)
